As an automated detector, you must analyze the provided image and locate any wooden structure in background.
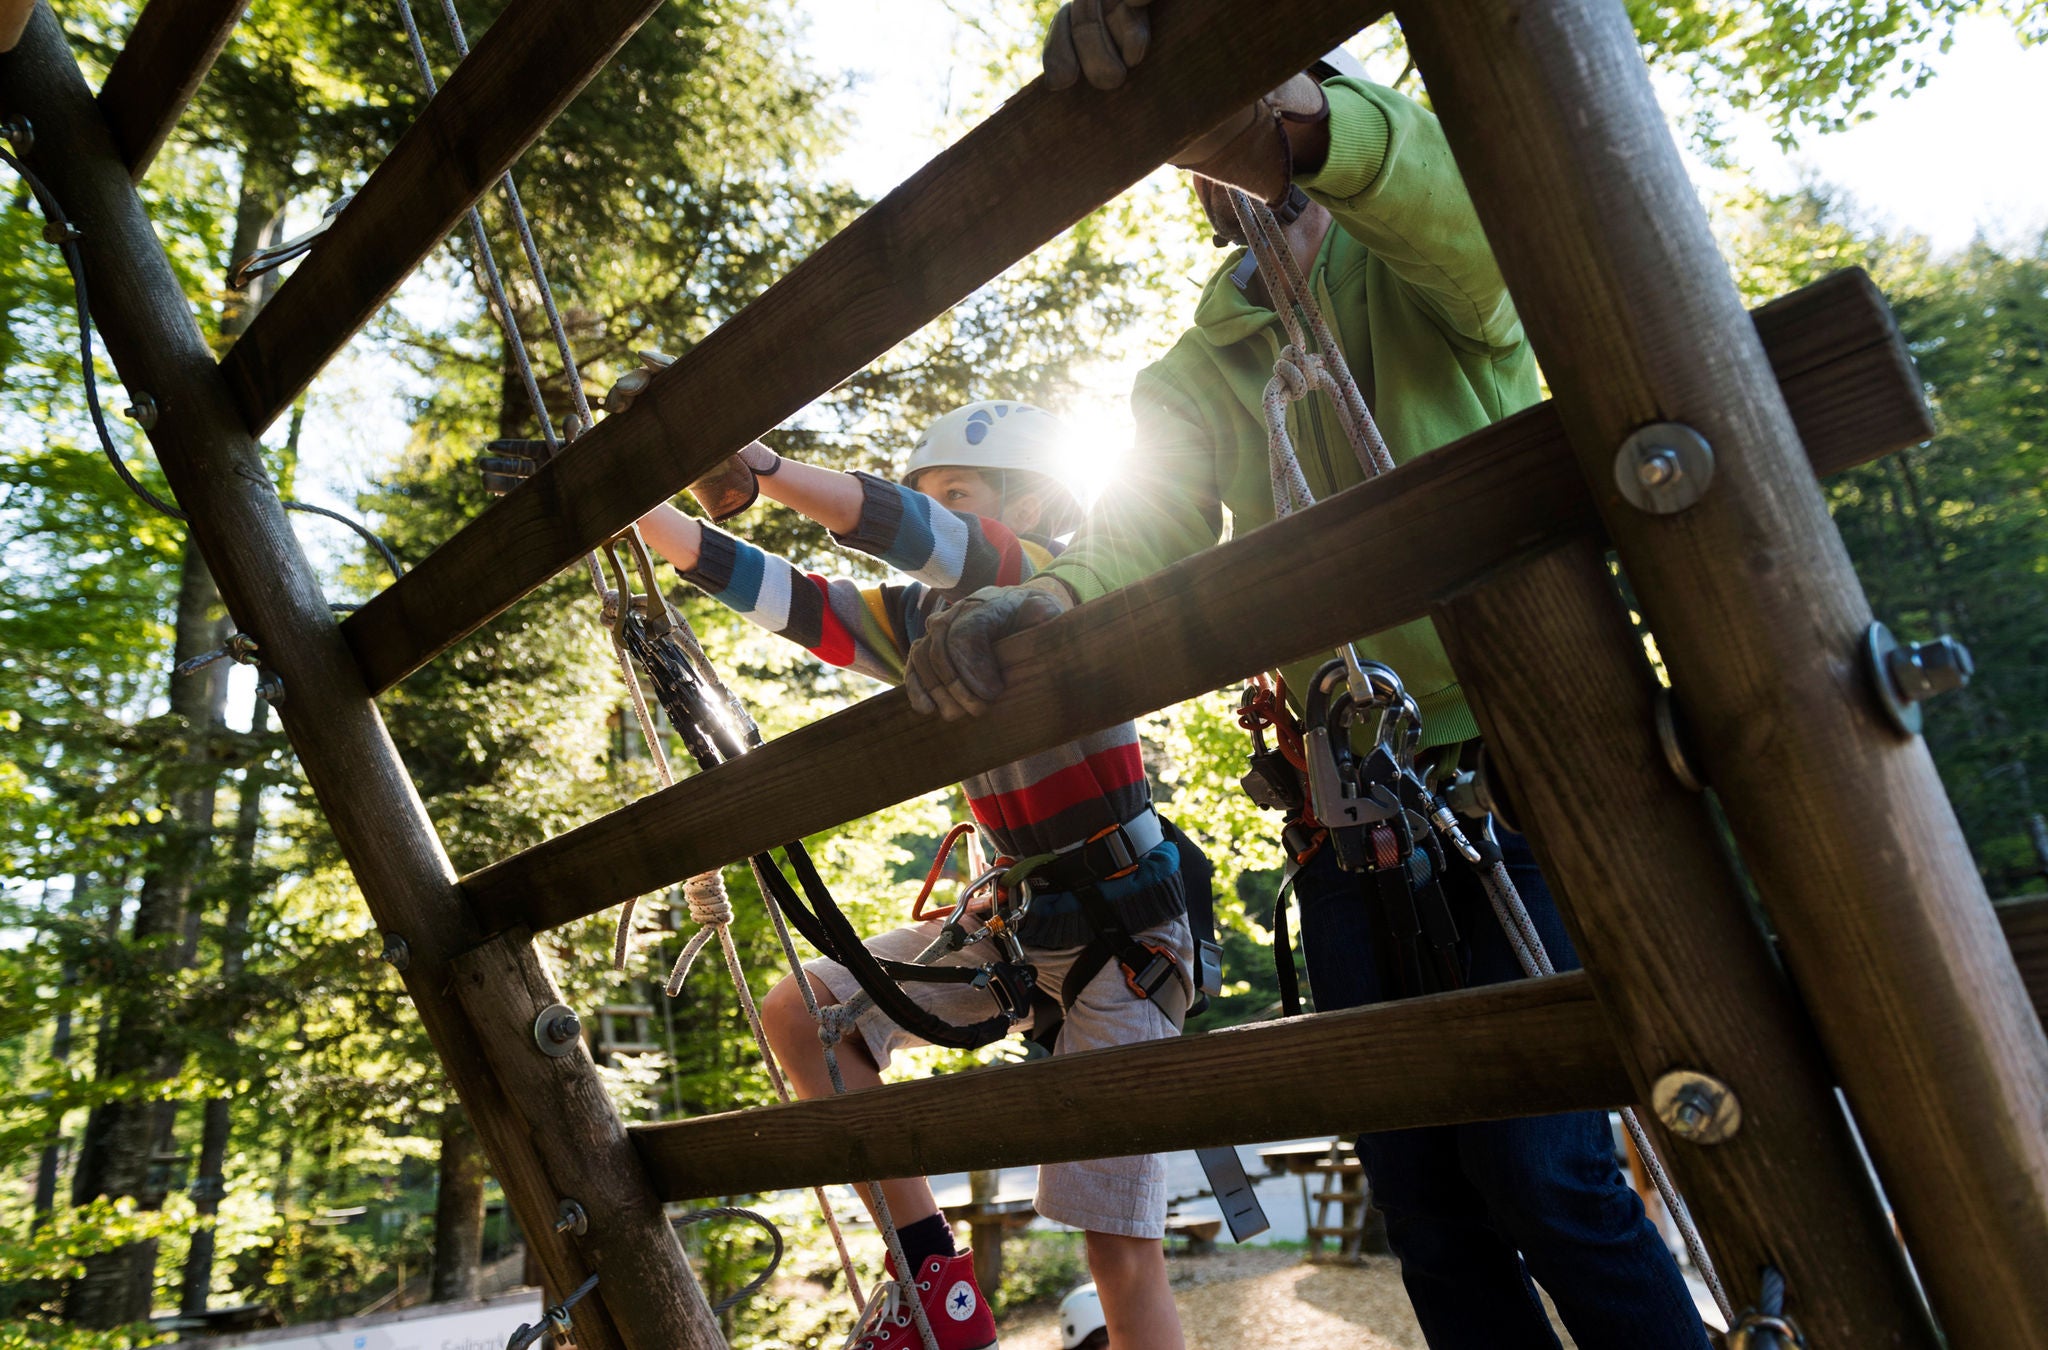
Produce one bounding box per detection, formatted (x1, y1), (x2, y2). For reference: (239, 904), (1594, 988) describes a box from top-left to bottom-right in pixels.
(6, 0), (2047, 1343)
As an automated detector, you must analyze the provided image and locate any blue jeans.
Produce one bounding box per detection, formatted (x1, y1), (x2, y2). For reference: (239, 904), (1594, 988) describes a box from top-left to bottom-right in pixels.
(1294, 830), (1710, 1350)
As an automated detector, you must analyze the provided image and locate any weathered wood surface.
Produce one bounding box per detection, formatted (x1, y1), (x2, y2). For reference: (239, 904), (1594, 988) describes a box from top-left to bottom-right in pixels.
(214, 0), (663, 435)
(0, 16), (718, 1350)
(1437, 538), (1933, 1346)
(1400, 0), (2048, 1342)
(633, 973), (1628, 1201)
(1999, 895), (2048, 1027)
(336, 0), (1402, 695)
(460, 271), (1928, 933)
(96, 0), (249, 178)
(452, 934), (720, 1349)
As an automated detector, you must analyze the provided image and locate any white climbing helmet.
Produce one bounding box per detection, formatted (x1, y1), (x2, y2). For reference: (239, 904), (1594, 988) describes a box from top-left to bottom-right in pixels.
(1309, 45), (1368, 83)
(1058, 1283), (1107, 1350)
(901, 400), (1069, 490)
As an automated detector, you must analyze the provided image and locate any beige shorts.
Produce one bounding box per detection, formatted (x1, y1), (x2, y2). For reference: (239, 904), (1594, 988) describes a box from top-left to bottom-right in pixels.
(806, 914), (1194, 1240)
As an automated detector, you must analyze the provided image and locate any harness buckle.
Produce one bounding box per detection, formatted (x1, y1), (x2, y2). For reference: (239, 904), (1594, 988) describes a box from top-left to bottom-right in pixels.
(1121, 943), (1183, 1003)
(1080, 823), (1144, 881)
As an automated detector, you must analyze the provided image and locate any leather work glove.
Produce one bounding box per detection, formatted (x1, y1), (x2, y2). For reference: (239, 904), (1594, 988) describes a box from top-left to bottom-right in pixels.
(604, 350), (775, 523)
(904, 582), (1072, 721)
(684, 441), (781, 524)
(604, 349), (674, 418)
(1173, 73), (1328, 204)
(478, 439), (548, 496)
(1042, 0), (1154, 91)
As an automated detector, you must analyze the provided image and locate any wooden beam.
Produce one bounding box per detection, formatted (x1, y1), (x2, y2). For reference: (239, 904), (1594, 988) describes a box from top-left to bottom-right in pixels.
(1437, 537), (1934, 1345)
(1998, 895), (2048, 1028)
(0, 15), (720, 1349)
(213, 0), (664, 435)
(335, 0), (1402, 695)
(633, 973), (1628, 1201)
(1399, 0), (2048, 1342)
(96, 0), (249, 179)
(459, 270), (1928, 933)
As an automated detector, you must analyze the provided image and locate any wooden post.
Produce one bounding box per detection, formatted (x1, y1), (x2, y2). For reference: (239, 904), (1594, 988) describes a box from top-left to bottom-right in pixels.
(967, 1170), (1004, 1294)
(0, 11), (722, 1348)
(1436, 537), (1934, 1345)
(1398, 0), (2048, 1341)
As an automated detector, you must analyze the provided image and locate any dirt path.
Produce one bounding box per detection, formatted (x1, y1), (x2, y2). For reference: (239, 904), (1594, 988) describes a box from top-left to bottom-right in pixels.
(995, 1247), (1580, 1350)
(997, 1249), (1431, 1350)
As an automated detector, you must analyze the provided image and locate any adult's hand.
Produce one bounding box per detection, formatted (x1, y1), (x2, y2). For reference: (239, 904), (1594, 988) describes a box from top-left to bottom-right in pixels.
(1042, 0), (1154, 91)
(905, 583), (1072, 720)
(603, 349), (674, 417)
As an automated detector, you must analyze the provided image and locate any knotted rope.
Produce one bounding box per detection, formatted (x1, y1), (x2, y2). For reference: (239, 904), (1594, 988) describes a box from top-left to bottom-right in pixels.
(1229, 187), (1733, 1325)
(391, 0), (879, 1322)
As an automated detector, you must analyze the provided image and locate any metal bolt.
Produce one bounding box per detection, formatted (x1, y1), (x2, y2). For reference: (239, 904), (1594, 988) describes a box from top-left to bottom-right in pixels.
(533, 1003), (582, 1057)
(1613, 423), (1715, 515)
(379, 933), (411, 972)
(43, 220), (82, 245)
(3, 115), (34, 155)
(1865, 622), (1973, 736)
(124, 392), (159, 430)
(553, 1199), (588, 1236)
(1652, 1069), (1742, 1144)
(1889, 635), (1974, 702)
(254, 670), (285, 705)
(1635, 447), (1682, 489)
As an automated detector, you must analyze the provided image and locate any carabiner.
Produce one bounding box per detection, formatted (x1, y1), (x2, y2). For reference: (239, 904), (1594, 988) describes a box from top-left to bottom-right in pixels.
(229, 193), (353, 288)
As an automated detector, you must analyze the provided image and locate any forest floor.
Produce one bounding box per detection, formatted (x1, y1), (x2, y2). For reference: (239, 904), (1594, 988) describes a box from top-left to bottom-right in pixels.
(992, 1246), (1577, 1350)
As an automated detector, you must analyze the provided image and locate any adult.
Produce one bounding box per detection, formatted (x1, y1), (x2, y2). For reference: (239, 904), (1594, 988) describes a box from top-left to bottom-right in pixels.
(901, 15), (1712, 1350)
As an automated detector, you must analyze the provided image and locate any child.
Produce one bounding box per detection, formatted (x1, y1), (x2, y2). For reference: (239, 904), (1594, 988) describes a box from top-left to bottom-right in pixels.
(630, 400), (1192, 1350)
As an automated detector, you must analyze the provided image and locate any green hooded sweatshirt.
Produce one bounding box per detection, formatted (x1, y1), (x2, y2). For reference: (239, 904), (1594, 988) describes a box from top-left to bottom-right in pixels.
(1040, 77), (1541, 749)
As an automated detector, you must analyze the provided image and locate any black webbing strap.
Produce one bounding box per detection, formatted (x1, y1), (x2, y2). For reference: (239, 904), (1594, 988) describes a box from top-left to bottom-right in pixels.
(624, 609), (1013, 1051)
(1272, 869), (1304, 1018)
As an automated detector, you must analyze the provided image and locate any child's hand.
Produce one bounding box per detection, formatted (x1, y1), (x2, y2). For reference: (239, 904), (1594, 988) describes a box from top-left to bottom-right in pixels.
(905, 581), (1072, 720)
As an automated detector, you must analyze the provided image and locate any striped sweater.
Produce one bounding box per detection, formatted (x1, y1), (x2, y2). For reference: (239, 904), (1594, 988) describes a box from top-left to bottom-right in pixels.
(680, 472), (1184, 946)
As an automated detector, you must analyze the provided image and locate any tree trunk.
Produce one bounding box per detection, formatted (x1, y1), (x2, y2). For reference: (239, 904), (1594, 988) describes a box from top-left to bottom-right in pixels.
(65, 153), (280, 1332)
(180, 696), (272, 1315)
(32, 875), (82, 1229)
(430, 1105), (489, 1303)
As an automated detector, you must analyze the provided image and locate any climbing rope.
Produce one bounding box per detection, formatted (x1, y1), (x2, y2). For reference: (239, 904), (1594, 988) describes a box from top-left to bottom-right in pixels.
(388, 0), (883, 1322)
(1229, 187), (1735, 1325)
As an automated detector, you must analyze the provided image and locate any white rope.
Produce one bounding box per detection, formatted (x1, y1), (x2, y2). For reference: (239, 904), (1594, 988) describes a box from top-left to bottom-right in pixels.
(390, 0), (878, 1318)
(1230, 187), (1733, 1323)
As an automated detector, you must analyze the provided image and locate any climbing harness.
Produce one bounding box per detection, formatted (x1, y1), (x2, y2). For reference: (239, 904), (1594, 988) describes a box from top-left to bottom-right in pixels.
(1225, 187), (1736, 1323)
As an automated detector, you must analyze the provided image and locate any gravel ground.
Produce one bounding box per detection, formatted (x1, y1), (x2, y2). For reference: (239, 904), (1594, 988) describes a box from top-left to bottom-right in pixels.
(993, 1247), (1578, 1350)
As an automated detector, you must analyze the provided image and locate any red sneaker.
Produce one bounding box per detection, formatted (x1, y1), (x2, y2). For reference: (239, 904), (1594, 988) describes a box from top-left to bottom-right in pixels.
(850, 1250), (998, 1350)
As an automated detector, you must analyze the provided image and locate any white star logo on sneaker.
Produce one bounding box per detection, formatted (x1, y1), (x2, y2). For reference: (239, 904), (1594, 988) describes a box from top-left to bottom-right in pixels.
(945, 1280), (976, 1321)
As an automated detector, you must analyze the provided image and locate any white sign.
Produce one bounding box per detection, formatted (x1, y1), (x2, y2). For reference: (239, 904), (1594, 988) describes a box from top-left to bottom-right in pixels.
(208, 1292), (542, 1350)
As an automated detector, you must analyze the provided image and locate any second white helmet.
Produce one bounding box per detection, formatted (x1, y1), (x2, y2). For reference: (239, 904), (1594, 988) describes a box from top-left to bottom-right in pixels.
(1058, 1283), (1107, 1350)
(902, 400), (1068, 489)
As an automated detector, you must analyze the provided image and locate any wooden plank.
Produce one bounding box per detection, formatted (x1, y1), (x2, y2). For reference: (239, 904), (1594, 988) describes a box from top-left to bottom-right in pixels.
(1399, 0), (2048, 1341)
(0, 15), (720, 1350)
(213, 0), (664, 435)
(1436, 537), (1934, 1346)
(459, 270), (1928, 932)
(1998, 895), (2048, 1028)
(96, 0), (249, 179)
(632, 973), (1628, 1201)
(451, 935), (719, 1347)
(336, 0), (1402, 695)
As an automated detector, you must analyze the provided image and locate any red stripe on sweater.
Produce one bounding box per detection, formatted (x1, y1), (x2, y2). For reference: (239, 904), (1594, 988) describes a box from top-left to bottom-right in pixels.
(977, 516), (1028, 587)
(805, 574), (858, 668)
(968, 741), (1145, 831)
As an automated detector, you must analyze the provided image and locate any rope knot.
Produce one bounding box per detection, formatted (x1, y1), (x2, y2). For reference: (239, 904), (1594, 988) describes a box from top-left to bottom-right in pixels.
(684, 870), (733, 926)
